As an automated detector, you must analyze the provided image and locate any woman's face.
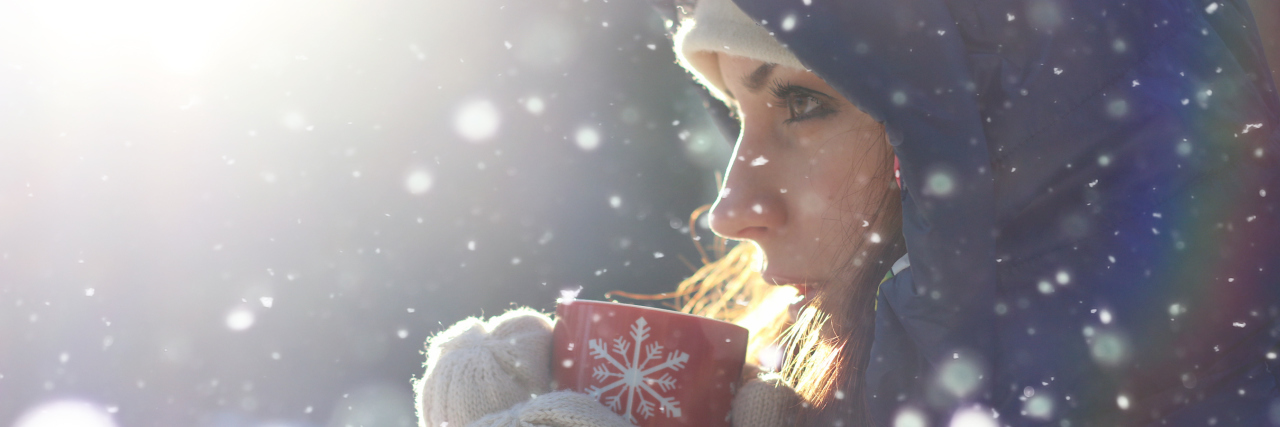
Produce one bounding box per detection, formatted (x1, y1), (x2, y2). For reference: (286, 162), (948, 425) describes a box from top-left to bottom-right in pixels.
(708, 54), (892, 296)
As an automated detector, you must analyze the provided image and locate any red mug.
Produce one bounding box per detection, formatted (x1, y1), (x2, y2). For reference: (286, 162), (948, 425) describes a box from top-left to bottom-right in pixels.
(552, 300), (749, 426)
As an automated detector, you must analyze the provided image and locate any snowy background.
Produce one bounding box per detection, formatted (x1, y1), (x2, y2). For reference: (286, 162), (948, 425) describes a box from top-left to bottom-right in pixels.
(0, 0), (732, 425)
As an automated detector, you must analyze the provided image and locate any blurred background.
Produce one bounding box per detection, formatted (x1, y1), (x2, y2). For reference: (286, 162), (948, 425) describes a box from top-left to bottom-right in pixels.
(0, 0), (735, 425)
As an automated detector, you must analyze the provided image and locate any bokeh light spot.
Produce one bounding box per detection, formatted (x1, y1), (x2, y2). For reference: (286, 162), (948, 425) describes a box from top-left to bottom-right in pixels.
(1090, 330), (1129, 367)
(225, 308), (255, 331)
(525, 96), (545, 115)
(575, 126), (601, 151)
(949, 407), (997, 427)
(1177, 140), (1193, 156)
(1107, 99), (1129, 118)
(1024, 394), (1054, 419)
(927, 171), (956, 196)
(14, 400), (118, 427)
(1037, 280), (1054, 294)
(454, 99), (501, 142)
(892, 91), (908, 106)
(893, 407), (927, 427)
(1027, 0), (1063, 32)
(781, 14), (797, 31)
(1112, 38), (1128, 53)
(404, 169), (434, 195)
(936, 358), (982, 398)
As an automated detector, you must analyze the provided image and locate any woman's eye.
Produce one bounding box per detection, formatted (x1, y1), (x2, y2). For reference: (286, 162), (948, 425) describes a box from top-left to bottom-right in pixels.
(768, 82), (836, 123)
(786, 95), (821, 120)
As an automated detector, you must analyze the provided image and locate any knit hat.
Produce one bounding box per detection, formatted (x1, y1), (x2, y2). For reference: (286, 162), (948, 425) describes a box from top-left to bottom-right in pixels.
(673, 0), (806, 102)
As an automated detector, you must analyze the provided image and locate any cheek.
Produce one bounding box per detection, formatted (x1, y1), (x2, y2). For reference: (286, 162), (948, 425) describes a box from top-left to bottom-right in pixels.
(809, 147), (860, 199)
(794, 139), (881, 225)
(795, 190), (828, 218)
(781, 157), (847, 230)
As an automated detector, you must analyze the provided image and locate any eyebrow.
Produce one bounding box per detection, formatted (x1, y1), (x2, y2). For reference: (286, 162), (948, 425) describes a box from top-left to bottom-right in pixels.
(742, 63), (777, 92)
(724, 63), (777, 100)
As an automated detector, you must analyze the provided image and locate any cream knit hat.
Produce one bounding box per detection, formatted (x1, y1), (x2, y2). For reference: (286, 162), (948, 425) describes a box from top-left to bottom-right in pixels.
(673, 0), (806, 101)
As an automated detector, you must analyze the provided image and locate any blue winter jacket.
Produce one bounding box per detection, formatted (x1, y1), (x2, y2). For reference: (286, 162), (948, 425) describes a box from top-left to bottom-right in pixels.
(660, 0), (1280, 425)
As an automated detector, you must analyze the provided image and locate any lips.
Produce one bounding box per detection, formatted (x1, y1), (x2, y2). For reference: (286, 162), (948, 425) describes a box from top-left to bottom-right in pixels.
(788, 283), (808, 300)
(761, 271), (823, 302)
(760, 272), (797, 286)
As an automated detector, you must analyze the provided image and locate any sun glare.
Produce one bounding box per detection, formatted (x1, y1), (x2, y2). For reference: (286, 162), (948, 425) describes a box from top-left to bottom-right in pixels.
(13, 400), (118, 427)
(25, 0), (245, 74)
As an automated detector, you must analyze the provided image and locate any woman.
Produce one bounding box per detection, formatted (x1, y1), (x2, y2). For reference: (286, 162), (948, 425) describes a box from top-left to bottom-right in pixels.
(417, 0), (1280, 425)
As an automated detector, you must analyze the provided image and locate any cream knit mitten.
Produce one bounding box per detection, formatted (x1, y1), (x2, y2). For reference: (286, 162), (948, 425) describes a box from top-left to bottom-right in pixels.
(415, 308), (561, 427)
(468, 391), (635, 427)
(732, 371), (801, 427)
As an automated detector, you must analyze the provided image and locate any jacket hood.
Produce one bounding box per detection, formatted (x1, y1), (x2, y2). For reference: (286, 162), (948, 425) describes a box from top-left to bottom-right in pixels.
(720, 0), (1280, 424)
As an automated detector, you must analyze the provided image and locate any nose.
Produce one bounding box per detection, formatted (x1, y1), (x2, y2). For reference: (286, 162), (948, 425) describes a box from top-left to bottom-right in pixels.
(708, 142), (786, 241)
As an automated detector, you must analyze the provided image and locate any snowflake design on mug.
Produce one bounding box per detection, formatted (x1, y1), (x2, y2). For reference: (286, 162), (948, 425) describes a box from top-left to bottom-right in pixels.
(585, 316), (689, 422)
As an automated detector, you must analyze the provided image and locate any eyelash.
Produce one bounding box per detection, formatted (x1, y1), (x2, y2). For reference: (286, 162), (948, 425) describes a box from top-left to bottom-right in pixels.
(768, 80), (836, 123)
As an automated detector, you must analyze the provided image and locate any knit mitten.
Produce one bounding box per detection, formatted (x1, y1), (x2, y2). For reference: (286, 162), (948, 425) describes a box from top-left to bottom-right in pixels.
(415, 308), (557, 427)
(732, 371), (801, 427)
(468, 390), (635, 427)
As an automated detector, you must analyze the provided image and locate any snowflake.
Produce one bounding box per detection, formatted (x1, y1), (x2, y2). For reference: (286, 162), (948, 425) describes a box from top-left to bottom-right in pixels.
(585, 317), (689, 423)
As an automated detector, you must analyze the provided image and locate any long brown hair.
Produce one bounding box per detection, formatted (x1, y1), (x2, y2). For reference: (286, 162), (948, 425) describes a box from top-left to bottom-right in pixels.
(611, 128), (905, 423)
